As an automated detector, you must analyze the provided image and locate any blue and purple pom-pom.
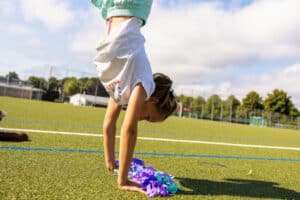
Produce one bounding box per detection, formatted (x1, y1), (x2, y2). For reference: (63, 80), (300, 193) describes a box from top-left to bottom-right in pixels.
(114, 158), (179, 198)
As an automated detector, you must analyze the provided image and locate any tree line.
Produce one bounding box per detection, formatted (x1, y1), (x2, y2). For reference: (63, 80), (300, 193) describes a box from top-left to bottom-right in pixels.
(4, 72), (300, 124)
(4, 72), (108, 101)
(177, 90), (300, 125)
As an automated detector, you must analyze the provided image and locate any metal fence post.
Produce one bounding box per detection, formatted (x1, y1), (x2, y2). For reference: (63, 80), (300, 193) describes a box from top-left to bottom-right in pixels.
(211, 99), (214, 120)
(201, 103), (204, 119)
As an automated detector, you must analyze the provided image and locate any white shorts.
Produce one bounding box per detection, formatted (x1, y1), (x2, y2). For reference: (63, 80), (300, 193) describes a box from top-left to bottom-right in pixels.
(94, 17), (155, 105)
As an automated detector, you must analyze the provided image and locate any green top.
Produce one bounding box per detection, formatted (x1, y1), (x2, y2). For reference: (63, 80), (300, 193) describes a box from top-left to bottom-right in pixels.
(91, 0), (153, 26)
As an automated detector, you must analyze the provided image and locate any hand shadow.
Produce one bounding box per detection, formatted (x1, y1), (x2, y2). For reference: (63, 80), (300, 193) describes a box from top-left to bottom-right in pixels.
(177, 177), (300, 199)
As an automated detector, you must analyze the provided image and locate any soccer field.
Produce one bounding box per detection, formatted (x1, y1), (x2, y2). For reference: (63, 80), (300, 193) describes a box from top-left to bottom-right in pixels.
(1, 97), (300, 199)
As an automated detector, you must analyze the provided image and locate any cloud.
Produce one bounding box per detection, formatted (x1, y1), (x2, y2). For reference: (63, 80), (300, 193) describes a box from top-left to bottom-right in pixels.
(67, 0), (300, 108)
(177, 63), (300, 108)
(70, 7), (105, 53)
(25, 38), (42, 47)
(20, 0), (74, 31)
(2, 0), (300, 108)
(7, 24), (33, 35)
(235, 63), (300, 108)
(142, 0), (300, 82)
(0, 1), (16, 17)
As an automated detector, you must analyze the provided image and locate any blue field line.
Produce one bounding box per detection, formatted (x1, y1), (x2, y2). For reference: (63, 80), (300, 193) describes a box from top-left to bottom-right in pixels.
(1, 146), (300, 163)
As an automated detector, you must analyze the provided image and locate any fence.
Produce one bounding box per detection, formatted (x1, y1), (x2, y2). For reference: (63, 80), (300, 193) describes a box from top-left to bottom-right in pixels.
(175, 103), (300, 131)
(43, 67), (108, 102)
(0, 76), (44, 100)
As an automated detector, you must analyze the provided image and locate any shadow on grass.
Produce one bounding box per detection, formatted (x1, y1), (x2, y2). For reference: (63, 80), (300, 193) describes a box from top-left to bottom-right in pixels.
(0, 132), (29, 142)
(177, 177), (300, 199)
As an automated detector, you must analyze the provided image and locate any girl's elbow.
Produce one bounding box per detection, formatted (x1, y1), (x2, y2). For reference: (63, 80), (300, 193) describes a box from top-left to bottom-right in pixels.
(121, 126), (137, 136)
(103, 120), (116, 133)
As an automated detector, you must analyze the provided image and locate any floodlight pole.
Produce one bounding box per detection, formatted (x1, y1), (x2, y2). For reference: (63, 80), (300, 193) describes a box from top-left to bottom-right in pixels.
(211, 98), (214, 120)
(229, 100), (233, 123)
(220, 102), (223, 121)
(4, 75), (9, 96)
(201, 103), (204, 119)
(61, 69), (69, 102)
(94, 84), (98, 107)
(46, 66), (53, 91)
(178, 102), (183, 118)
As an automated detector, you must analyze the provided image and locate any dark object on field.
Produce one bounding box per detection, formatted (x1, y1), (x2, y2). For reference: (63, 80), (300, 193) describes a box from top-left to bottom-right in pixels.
(198, 161), (226, 168)
(0, 110), (6, 121)
(0, 131), (29, 142)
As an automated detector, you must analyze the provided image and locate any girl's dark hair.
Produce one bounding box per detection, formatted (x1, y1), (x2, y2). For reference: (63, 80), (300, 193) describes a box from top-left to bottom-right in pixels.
(151, 73), (177, 119)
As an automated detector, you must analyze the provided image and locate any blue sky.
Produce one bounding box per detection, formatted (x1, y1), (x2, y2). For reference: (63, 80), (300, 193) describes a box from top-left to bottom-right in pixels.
(0, 0), (300, 108)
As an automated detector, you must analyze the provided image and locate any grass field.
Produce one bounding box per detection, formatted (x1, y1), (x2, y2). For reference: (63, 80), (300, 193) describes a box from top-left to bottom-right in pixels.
(1, 97), (300, 199)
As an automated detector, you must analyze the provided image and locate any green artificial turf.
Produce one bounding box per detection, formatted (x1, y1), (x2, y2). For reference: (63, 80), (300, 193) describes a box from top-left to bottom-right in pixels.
(1, 97), (300, 147)
(1, 97), (300, 199)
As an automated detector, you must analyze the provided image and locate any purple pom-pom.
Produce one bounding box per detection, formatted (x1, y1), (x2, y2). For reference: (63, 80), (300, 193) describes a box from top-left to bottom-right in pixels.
(114, 160), (119, 167)
(114, 158), (179, 197)
(132, 158), (144, 166)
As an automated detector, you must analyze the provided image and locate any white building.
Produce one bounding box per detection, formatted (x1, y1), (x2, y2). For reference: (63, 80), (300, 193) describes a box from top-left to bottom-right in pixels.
(69, 93), (109, 107)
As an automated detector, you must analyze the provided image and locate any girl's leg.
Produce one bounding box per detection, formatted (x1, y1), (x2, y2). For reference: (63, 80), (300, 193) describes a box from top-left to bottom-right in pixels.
(103, 98), (122, 171)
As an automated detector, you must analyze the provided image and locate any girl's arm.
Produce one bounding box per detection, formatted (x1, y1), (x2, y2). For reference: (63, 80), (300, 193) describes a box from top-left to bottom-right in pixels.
(103, 98), (122, 171)
(117, 83), (147, 194)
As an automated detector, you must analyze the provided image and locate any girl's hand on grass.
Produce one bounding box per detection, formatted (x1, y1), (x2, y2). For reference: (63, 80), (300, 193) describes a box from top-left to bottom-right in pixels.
(106, 162), (116, 172)
(118, 180), (146, 195)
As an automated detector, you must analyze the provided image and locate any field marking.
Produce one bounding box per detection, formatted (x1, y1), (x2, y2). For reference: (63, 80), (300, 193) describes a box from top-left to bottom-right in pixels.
(1, 146), (300, 163)
(1, 127), (300, 151)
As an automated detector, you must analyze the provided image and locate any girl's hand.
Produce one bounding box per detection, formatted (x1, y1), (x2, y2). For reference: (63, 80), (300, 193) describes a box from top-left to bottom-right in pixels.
(118, 180), (147, 195)
(105, 161), (116, 172)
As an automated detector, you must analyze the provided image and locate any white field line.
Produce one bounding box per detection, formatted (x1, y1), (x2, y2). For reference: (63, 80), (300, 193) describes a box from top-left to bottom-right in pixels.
(1, 127), (300, 151)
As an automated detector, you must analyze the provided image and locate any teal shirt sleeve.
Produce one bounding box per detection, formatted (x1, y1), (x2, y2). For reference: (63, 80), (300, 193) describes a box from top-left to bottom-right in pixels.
(91, 0), (152, 25)
(91, 0), (107, 20)
(91, 0), (102, 7)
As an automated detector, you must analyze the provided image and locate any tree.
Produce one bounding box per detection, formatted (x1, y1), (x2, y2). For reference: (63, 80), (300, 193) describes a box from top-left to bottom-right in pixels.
(290, 106), (300, 119)
(6, 72), (19, 80)
(28, 76), (47, 90)
(184, 96), (194, 107)
(47, 77), (59, 91)
(85, 77), (108, 97)
(78, 77), (90, 93)
(42, 77), (60, 101)
(223, 95), (241, 121)
(204, 94), (222, 120)
(242, 91), (264, 117)
(177, 95), (193, 107)
(264, 89), (296, 116)
(63, 77), (80, 98)
(176, 94), (184, 103)
(190, 96), (206, 117)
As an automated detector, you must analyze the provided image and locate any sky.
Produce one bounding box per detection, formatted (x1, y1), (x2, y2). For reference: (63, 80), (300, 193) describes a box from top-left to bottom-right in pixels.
(0, 0), (300, 108)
